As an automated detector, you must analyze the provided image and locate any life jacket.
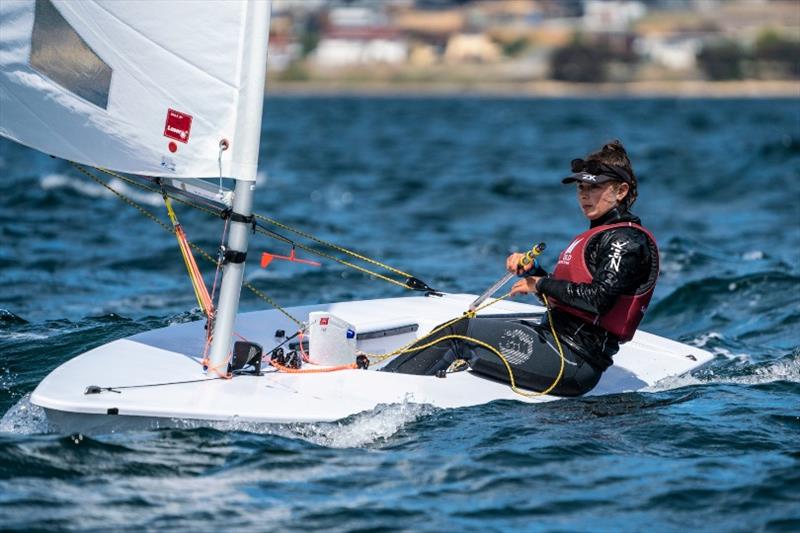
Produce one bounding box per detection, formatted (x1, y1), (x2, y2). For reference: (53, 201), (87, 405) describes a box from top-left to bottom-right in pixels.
(550, 222), (659, 343)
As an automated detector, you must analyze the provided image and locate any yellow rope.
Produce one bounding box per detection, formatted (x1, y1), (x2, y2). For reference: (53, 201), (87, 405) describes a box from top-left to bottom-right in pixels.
(91, 167), (419, 292)
(362, 292), (565, 397)
(254, 213), (414, 278)
(256, 235), (413, 290)
(161, 193), (213, 316)
(75, 163), (565, 396)
(72, 163), (304, 328)
(361, 290), (509, 363)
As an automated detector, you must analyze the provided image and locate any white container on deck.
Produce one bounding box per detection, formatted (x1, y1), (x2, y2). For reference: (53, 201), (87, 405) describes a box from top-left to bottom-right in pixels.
(308, 312), (358, 365)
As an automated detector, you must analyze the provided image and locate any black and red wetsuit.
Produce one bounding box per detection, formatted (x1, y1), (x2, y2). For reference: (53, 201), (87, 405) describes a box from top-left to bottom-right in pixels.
(385, 207), (659, 397)
(537, 207), (659, 370)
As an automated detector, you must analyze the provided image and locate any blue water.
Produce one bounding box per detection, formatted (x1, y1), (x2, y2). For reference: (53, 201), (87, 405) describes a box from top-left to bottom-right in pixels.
(1, 97), (799, 531)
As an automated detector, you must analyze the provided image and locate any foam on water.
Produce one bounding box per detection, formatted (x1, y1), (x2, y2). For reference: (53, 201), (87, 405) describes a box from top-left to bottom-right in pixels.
(283, 401), (436, 448)
(0, 394), (49, 435)
(0, 392), (432, 449)
(206, 400), (435, 448)
(647, 352), (800, 392)
(689, 331), (751, 362)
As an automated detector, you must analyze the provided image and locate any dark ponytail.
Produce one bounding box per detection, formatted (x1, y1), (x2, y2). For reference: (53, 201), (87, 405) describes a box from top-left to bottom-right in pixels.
(586, 139), (638, 209)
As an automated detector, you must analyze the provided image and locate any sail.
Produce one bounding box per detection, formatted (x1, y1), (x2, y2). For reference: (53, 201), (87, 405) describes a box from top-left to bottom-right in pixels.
(0, 0), (270, 180)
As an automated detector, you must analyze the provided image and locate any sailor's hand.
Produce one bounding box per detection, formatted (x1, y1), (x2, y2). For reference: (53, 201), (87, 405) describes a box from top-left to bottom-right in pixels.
(506, 253), (533, 275)
(510, 276), (542, 297)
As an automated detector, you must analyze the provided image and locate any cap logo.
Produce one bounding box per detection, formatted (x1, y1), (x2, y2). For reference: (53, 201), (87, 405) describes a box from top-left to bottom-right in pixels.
(581, 173), (597, 182)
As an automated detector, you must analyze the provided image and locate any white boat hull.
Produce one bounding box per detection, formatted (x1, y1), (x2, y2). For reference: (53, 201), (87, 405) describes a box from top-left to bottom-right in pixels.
(31, 294), (713, 433)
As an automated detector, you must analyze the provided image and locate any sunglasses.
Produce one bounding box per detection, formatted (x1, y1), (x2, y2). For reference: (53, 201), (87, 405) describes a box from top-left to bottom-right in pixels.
(570, 159), (632, 184)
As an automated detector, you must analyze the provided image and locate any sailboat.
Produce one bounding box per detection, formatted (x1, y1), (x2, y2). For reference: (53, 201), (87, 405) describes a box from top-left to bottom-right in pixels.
(1, 0), (712, 434)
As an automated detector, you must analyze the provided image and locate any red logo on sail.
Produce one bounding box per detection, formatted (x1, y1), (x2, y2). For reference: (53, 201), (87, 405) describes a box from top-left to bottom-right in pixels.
(163, 108), (193, 144)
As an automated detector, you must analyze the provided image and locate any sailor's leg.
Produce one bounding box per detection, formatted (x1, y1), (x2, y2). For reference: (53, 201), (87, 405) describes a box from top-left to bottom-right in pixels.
(381, 320), (470, 375)
(465, 318), (602, 397)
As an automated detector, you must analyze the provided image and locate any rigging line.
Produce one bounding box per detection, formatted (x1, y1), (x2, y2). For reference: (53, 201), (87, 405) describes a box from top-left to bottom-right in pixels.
(85, 376), (229, 394)
(164, 194), (215, 317)
(95, 167), (220, 218)
(92, 167), (419, 291)
(361, 291), (512, 363)
(210, 216), (230, 305)
(72, 163), (304, 327)
(253, 212), (414, 278)
(94, 167), (415, 282)
(255, 225), (413, 290)
(75, 163), (563, 397)
(363, 292), (565, 397)
(71, 163), (173, 233)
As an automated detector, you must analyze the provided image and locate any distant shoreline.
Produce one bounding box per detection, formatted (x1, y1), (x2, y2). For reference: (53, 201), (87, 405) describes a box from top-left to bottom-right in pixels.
(266, 79), (799, 98)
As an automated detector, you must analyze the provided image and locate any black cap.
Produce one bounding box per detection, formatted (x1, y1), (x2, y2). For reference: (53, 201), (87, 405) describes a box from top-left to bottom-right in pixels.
(562, 158), (632, 185)
(562, 171), (622, 185)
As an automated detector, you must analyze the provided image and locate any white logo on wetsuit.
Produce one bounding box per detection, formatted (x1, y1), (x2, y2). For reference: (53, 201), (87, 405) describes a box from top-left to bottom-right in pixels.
(498, 329), (535, 365)
(560, 237), (584, 265)
(609, 240), (629, 272)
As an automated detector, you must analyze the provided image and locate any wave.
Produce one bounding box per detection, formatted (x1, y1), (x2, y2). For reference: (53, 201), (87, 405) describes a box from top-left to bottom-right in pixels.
(647, 351), (800, 392)
(0, 309), (27, 326)
(0, 392), (434, 448)
(647, 271), (800, 342)
(40, 173), (163, 207)
(759, 133), (800, 158)
(0, 394), (49, 435)
(217, 401), (436, 448)
(652, 271), (800, 309)
(658, 237), (785, 279)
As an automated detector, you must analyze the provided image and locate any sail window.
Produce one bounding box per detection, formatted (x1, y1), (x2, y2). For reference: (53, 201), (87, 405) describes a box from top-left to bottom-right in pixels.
(29, 0), (112, 109)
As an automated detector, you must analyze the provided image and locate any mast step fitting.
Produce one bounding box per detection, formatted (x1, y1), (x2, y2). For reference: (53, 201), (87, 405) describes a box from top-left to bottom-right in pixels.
(228, 341), (263, 376)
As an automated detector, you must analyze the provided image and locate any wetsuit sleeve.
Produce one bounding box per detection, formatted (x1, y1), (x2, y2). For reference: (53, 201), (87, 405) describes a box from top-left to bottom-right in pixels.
(522, 262), (548, 278)
(538, 229), (647, 316)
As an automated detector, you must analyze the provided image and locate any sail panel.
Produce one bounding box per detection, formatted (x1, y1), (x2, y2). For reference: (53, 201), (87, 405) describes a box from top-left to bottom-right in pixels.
(0, 0), (270, 180)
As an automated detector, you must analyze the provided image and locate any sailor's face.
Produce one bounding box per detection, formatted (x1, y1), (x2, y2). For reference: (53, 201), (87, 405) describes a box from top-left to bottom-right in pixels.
(576, 181), (623, 220)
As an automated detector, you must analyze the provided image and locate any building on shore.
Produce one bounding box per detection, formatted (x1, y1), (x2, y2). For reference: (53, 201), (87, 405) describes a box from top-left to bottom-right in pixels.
(313, 6), (409, 68)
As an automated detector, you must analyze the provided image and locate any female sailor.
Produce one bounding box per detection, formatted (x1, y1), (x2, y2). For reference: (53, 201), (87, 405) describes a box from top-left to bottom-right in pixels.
(385, 140), (659, 397)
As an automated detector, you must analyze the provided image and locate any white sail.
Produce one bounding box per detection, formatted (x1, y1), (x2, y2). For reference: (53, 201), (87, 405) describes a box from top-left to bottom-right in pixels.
(0, 0), (270, 180)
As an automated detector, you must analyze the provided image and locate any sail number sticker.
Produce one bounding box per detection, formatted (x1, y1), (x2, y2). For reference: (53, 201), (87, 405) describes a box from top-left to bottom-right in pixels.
(163, 108), (193, 144)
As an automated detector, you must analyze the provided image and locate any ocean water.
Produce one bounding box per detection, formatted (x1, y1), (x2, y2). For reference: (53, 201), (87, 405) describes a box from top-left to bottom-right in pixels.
(1, 97), (799, 531)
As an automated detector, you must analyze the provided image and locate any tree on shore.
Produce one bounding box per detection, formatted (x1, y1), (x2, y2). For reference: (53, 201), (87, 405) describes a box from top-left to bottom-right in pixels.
(696, 40), (745, 80)
(753, 31), (800, 79)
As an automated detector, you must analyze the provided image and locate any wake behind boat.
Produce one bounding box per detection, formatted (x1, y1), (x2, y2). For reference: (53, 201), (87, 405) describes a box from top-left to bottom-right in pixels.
(2, 0), (712, 434)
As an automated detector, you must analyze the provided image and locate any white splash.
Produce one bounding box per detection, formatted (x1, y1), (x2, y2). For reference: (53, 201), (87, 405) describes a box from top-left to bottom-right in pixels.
(288, 401), (435, 448)
(689, 331), (750, 362)
(208, 400), (435, 448)
(647, 355), (800, 392)
(742, 250), (765, 261)
(0, 331), (49, 341)
(0, 393), (49, 434)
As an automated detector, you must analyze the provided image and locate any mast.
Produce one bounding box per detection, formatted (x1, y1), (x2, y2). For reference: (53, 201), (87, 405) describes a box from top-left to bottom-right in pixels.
(207, 179), (254, 370)
(207, 1), (271, 370)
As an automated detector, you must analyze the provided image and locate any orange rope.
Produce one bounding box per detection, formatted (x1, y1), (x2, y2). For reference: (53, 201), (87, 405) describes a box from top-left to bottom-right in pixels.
(162, 192), (214, 318)
(174, 224), (214, 317)
(269, 360), (357, 373)
(297, 328), (325, 365)
(201, 351), (233, 379)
